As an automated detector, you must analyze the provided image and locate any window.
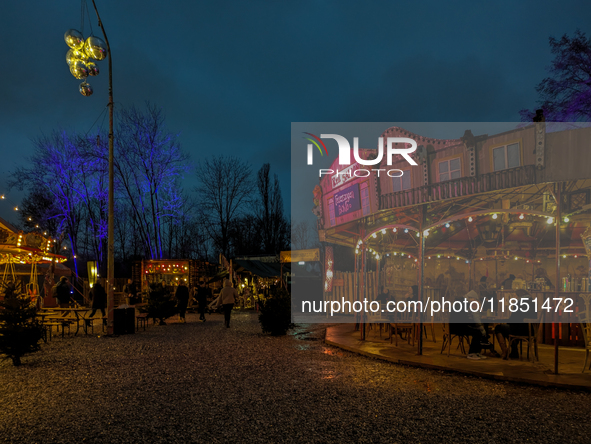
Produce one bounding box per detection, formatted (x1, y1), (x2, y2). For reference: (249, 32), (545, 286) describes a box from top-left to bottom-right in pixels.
(328, 198), (335, 226)
(360, 183), (370, 216)
(493, 143), (520, 171)
(438, 157), (461, 182)
(392, 169), (411, 192)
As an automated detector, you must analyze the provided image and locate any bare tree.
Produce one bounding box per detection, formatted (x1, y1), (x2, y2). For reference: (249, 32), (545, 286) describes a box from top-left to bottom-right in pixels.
(521, 30), (591, 121)
(256, 163), (290, 254)
(195, 156), (253, 258)
(291, 219), (318, 250)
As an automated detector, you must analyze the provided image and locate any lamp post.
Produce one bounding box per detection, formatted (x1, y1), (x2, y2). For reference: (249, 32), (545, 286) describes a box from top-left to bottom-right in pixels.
(89, 0), (115, 335)
(64, 2), (113, 332)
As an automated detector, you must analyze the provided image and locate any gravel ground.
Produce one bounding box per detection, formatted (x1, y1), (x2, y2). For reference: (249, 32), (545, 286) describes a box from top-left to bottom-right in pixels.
(1, 311), (590, 443)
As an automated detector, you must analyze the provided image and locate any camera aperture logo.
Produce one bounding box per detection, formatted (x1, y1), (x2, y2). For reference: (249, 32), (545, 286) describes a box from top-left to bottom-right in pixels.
(304, 133), (418, 179)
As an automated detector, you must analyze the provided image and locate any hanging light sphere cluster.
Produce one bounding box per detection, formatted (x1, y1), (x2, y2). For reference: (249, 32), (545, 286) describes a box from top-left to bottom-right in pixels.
(64, 29), (107, 96)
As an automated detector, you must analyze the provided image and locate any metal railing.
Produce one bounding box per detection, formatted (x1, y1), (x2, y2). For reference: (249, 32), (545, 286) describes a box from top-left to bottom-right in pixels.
(380, 165), (537, 209)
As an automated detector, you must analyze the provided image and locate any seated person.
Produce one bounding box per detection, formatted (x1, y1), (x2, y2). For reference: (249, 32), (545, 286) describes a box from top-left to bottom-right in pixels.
(449, 290), (491, 360)
(500, 274), (515, 290)
(403, 285), (419, 301)
(478, 276), (498, 312)
(494, 289), (536, 359)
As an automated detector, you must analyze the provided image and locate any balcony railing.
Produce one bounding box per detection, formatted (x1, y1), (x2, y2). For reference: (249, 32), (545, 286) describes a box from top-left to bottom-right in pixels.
(380, 165), (537, 209)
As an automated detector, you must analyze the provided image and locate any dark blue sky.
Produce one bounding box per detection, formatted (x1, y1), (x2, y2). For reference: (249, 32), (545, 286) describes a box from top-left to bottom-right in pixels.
(1, 0), (590, 225)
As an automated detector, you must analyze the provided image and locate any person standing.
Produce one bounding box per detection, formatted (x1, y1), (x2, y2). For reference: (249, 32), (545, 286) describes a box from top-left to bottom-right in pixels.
(175, 281), (190, 323)
(124, 279), (138, 305)
(55, 276), (71, 314)
(89, 281), (107, 324)
(219, 279), (238, 328)
(197, 281), (210, 322)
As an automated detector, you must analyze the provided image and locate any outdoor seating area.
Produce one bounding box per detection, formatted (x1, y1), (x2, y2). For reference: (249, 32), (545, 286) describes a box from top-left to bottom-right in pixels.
(327, 322), (591, 390)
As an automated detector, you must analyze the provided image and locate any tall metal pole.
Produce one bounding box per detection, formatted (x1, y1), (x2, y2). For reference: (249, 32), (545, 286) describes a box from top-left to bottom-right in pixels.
(90, 0), (115, 335)
(554, 183), (561, 374)
(418, 205), (425, 355)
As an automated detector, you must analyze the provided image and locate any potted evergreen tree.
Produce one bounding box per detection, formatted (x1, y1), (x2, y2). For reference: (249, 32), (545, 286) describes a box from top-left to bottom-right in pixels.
(141, 282), (177, 325)
(258, 287), (294, 336)
(0, 280), (44, 366)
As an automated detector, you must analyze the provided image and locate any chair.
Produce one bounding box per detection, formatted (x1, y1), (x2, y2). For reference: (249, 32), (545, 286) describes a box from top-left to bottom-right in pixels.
(578, 294), (591, 372)
(440, 323), (468, 357)
(577, 312), (591, 372)
(506, 315), (542, 361)
(389, 311), (415, 346)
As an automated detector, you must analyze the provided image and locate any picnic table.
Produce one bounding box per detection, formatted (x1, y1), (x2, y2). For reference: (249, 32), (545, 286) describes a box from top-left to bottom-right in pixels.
(42, 307), (91, 335)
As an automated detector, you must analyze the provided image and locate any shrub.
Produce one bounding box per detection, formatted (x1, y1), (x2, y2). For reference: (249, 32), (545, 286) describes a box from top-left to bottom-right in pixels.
(258, 287), (294, 336)
(0, 280), (44, 366)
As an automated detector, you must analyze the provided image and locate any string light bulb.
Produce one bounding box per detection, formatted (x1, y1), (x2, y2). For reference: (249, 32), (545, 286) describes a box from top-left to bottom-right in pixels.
(492, 214), (497, 219)
(519, 214), (524, 220)
(445, 223), (450, 228)
(547, 217), (554, 224)
(468, 217), (473, 222)
(392, 228), (397, 232)
(564, 216), (570, 223)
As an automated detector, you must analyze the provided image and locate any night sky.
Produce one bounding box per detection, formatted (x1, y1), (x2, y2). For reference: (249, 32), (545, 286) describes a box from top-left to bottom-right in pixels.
(1, 0), (590, 226)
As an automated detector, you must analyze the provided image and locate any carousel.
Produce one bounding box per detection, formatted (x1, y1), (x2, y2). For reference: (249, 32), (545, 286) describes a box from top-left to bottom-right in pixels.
(0, 228), (68, 307)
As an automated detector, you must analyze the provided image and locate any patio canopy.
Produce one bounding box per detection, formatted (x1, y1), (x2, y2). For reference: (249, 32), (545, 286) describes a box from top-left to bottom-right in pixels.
(233, 259), (290, 278)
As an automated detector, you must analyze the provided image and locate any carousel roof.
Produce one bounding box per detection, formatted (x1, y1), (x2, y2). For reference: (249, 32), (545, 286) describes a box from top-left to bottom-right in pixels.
(327, 179), (591, 261)
(0, 228), (67, 264)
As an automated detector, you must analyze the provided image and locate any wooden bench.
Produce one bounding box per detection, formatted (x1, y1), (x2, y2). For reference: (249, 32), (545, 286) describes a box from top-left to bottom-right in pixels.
(41, 320), (72, 339)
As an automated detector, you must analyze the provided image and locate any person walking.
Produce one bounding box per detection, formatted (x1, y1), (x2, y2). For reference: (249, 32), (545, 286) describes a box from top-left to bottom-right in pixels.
(89, 281), (107, 325)
(219, 279), (238, 328)
(175, 281), (190, 323)
(197, 281), (210, 322)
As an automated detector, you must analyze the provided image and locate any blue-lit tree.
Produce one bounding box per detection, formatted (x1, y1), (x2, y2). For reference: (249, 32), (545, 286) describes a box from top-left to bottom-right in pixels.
(9, 131), (88, 268)
(114, 104), (190, 259)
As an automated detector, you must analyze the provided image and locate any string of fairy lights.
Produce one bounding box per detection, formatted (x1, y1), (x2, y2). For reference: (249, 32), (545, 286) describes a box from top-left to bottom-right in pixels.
(0, 192), (72, 256)
(355, 210), (585, 263)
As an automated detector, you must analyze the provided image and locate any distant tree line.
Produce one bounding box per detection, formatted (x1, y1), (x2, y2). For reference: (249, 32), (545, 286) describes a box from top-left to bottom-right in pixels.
(9, 103), (290, 277)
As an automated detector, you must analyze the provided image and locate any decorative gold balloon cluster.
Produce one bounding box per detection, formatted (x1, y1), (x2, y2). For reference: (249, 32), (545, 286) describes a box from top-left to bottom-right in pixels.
(64, 29), (107, 96)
